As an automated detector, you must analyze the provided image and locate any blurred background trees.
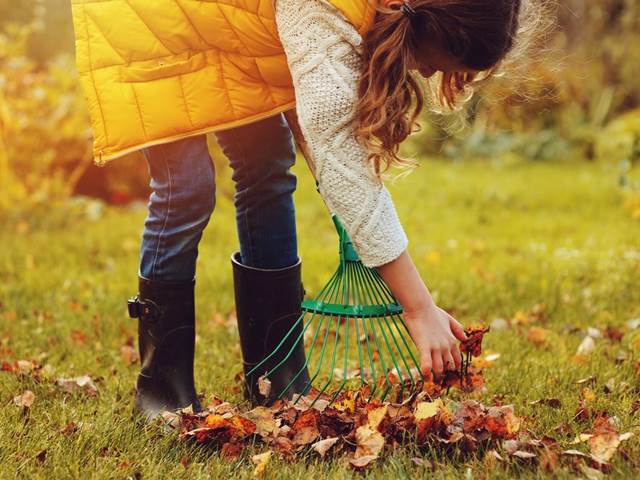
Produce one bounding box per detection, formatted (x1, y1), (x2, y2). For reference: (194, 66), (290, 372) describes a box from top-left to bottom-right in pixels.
(0, 0), (639, 213)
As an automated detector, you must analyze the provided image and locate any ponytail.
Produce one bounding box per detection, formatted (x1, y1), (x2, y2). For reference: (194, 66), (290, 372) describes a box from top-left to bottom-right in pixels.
(356, 4), (424, 174)
(355, 0), (525, 173)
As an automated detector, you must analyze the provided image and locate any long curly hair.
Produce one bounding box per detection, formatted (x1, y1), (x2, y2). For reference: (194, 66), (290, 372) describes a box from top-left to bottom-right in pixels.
(356, 0), (540, 173)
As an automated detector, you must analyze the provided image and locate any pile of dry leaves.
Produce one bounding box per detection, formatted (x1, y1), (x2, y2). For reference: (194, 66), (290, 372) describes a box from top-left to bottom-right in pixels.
(162, 326), (632, 475)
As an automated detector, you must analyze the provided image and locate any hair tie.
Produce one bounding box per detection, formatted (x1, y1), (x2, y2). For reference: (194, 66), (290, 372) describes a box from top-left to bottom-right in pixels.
(401, 1), (417, 18)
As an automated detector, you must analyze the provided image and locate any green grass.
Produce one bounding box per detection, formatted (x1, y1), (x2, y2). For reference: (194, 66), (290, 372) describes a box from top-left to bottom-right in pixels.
(1, 158), (639, 479)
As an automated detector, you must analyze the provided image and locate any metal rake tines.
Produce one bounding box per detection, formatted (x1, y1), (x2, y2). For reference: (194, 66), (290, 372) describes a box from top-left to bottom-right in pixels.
(247, 216), (424, 406)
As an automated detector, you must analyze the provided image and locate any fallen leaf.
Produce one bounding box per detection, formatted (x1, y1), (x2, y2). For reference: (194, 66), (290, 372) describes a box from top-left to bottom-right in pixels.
(589, 417), (620, 463)
(529, 398), (562, 409)
(580, 464), (604, 480)
(220, 442), (243, 460)
(258, 376), (271, 398)
(292, 409), (320, 445)
(120, 345), (139, 365)
(511, 450), (536, 459)
(13, 390), (35, 408)
(312, 437), (339, 458)
(59, 422), (79, 436)
(366, 405), (388, 430)
(603, 326), (623, 342)
(354, 425), (385, 459)
(577, 336), (596, 355)
(56, 375), (98, 396)
(349, 454), (378, 470)
(35, 449), (47, 464)
(70, 330), (87, 345)
(251, 451), (272, 478)
(485, 405), (521, 438)
(576, 376), (596, 385)
(414, 399), (444, 421)
(527, 327), (551, 347)
(461, 326), (490, 356)
(246, 407), (277, 438)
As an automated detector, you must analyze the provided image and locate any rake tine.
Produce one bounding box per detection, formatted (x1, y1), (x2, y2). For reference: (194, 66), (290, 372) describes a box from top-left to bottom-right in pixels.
(246, 268), (342, 380)
(311, 312), (342, 408)
(336, 263), (355, 396)
(351, 261), (380, 397)
(354, 263), (405, 400)
(294, 266), (346, 404)
(361, 264), (422, 391)
(350, 263), (367, 388)
(389, 314), (423, 384)
(304, 259), (347, 405)
(361, 263), (421, 381)
(277, 311), (323, 399)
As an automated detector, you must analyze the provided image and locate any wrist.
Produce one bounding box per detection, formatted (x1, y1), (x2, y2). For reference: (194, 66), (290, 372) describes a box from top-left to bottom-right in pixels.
(402, 292), (436, 318)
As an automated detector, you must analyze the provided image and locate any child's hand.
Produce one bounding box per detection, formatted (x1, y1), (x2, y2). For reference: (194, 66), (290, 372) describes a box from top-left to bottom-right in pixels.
(377, 250), (467, 381)
(404, 304), (467, 381)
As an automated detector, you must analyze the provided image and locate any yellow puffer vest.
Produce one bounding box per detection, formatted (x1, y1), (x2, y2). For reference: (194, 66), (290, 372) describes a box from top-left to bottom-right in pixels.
(71, 0), (377, 163)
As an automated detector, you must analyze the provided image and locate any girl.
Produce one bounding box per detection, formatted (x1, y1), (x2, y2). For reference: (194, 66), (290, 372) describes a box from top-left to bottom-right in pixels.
(72, 0), (525, 417)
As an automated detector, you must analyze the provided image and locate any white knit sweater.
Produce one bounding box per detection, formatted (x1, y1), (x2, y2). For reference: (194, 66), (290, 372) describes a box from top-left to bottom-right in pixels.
(275, 0), (408, 268)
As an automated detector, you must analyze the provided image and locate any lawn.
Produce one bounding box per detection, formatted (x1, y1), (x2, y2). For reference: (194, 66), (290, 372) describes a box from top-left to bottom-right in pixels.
(1, 157), (639, 479)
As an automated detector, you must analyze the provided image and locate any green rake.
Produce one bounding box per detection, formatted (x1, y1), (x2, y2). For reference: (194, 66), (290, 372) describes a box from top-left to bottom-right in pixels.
(247, 214), (424, 405)
(245, 111), (424, 405)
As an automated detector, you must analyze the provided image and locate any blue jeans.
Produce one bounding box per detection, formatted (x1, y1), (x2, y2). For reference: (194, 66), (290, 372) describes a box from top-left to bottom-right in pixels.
(139, 114), (298, 282)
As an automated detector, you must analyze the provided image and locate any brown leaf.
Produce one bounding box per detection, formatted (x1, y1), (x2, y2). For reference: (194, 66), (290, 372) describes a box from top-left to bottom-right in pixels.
(120, 345), (139, 366)
(13, 389), (35, 408)
(527, 327), (551, 348)
(70, 330), (87, 345)
(529, 398), (562, 409)
(35, 449), (47, 465)
(484, 405), (521, 439)
(354, 425), (385, 459)
(454, 400), (486, 434)
(271, 436), (295, 460)
(461, 326), (490, 356)
(220, 442), (243, 460)
(246, 407), (277, 438)
(59, 422), (78, 436)
(349, 454), (378, 470)
(312, 437), (339, 458)
(258, 376), (271, 398)
(588, 417), (620, 463)
(539, 447), (559, 473)
(603, 326), (624, 343)
(292, 409), (320, 445)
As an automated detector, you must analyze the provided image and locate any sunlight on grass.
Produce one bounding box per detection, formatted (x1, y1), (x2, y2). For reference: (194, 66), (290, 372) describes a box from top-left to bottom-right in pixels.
(1, 159), (639, 478)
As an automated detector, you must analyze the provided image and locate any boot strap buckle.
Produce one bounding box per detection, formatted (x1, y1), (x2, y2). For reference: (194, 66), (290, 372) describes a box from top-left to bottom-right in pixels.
(128, 295), (159, 321)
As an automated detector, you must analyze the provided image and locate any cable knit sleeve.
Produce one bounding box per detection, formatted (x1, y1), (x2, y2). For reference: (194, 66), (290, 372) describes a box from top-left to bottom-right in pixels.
(275, 0), (408, 268)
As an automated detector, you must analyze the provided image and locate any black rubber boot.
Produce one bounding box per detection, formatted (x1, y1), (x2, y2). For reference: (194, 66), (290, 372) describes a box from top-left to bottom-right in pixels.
(231, 252), (311, 405)
(128, 276), (202, 418)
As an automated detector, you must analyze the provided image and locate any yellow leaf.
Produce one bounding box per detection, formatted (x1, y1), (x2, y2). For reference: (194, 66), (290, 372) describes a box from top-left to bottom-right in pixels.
(251, 451), (272, 478)
(367, 405), (388, 430)
(414, 399), (444, 421)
